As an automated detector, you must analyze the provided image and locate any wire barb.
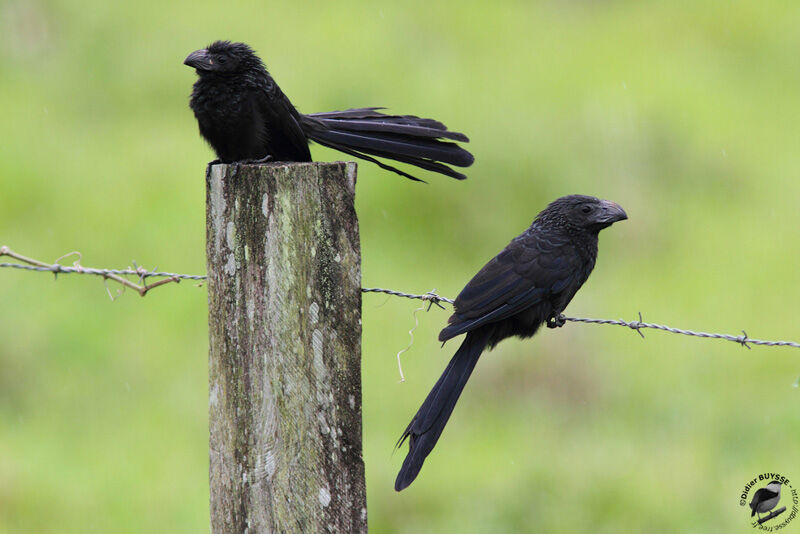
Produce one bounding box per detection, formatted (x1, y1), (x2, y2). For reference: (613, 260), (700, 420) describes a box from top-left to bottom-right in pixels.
(362, 287), (454, 306)
(628, 311), (645, 338)
(737, 330), (751, 349)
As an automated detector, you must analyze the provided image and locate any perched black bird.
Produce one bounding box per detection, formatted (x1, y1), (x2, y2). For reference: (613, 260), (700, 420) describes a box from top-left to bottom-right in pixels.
(750, 481), (782, 520)
(185, 41), (474, 181)
(394, 195), (627, 491)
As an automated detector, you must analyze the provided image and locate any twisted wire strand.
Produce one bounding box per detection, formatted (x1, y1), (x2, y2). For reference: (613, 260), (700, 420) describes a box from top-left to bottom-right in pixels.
(0, 262), (207, 281)
(0, 246), (206, 298)
(361, 288), (800, 350)
(362, 287), (453, 307)
(564, 314), (800, 349)
(1, 248), (798, 350)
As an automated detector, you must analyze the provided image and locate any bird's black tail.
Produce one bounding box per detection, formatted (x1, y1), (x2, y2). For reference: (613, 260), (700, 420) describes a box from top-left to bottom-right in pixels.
(394, 329), (490, 491)
(302, 108), (474, 182)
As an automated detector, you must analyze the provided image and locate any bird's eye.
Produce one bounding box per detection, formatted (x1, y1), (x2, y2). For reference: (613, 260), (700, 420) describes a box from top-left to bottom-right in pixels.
(581, 205), (592, 213)
(217, 56), (227, 64)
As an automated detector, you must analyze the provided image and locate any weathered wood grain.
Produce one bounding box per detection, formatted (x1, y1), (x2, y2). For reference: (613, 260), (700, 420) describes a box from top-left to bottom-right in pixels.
(206, 162), (365, 533)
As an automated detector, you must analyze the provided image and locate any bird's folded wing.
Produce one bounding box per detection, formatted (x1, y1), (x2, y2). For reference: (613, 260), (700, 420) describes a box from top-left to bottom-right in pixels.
(256, 85), (311, 160)
(439, 231), (580, 341)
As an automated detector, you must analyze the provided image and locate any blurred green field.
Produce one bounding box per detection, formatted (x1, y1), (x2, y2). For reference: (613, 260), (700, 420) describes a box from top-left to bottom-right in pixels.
(1, 1), (799, 532)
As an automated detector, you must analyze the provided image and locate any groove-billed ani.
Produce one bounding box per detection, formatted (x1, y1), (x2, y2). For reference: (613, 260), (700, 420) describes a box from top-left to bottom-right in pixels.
(394, 195), (627, 491)
(185, 41), (474, 182)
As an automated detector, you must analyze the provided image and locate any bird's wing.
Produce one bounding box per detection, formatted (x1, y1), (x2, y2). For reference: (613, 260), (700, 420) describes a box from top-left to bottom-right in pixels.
(440, 229), (581, 341)
(750, 488), (770, 512)
(255, 81), (311, 161)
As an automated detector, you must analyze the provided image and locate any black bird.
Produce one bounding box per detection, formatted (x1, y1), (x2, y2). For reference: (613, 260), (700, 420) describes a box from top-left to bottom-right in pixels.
(750, 481), (782, 520)
(184, 41), (474, 181)
(394, 195), (628, 491)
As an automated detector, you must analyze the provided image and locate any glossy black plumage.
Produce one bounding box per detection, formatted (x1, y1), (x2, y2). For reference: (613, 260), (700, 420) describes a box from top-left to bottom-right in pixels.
(395, 195), (628, 491)
(186, 41), (474, 181)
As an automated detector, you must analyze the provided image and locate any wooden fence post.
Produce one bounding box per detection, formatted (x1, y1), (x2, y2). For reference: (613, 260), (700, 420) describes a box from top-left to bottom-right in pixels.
(206, 162), (366, 533)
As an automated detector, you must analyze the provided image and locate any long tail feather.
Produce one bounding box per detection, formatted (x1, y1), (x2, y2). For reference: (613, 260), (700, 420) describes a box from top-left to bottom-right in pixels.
(357, 148), (469, 180)
(309, 129), (473, 167)
(302, 108), (473, 181)
(394, 330), (490, 491)
(312, 116), (469, 142)
(310, 137), (428, 182)
(311, 137), (468, 181)
(307, 107), (387, 119)
(309, 108), (454, 132)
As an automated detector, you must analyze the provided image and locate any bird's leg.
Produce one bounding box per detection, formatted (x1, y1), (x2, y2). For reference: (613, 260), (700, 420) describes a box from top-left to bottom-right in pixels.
(546, 313), (566, 329)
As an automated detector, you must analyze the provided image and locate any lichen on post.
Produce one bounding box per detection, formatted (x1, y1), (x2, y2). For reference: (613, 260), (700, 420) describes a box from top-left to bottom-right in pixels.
(206, 161), (366, 533)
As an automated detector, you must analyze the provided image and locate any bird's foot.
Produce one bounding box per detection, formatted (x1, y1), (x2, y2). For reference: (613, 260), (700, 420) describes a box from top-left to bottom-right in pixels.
(546, 314), (566, 329)
(242, 154), (274, 165)
(226, 156), (272, 176)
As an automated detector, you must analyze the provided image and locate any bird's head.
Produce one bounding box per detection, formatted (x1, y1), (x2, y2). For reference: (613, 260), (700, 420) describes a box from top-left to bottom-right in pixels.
(767, 481), (783, 493)
(184, 40), (264, 76)
(539, 194), (628, 234)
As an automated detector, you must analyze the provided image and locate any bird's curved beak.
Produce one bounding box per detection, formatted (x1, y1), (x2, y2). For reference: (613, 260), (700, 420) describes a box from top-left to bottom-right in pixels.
(598, 200), (628, 224)
(184, 49), (213, 71)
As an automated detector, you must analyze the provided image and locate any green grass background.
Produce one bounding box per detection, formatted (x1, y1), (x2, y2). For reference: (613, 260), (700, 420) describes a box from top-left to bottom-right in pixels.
(1, 1), (799, 532)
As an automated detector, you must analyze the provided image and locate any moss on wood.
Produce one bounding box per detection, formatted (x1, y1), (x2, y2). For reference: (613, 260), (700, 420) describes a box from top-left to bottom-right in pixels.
(206, 162), (366, 533)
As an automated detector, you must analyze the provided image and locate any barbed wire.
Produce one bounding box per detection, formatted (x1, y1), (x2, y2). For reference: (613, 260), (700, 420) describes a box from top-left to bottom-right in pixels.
(2, 246), (799, 351)
(0, 261), (207, 281)
(362, 287), (453, 307)
(360, 288), (800, 350)
(0, 246), (204, 299)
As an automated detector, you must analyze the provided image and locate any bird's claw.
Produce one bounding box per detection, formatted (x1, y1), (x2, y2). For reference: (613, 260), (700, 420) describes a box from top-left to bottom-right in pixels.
(223, 155), (274, 177)
(546, 314), (566, 329)
(243, 154), (274, 165)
